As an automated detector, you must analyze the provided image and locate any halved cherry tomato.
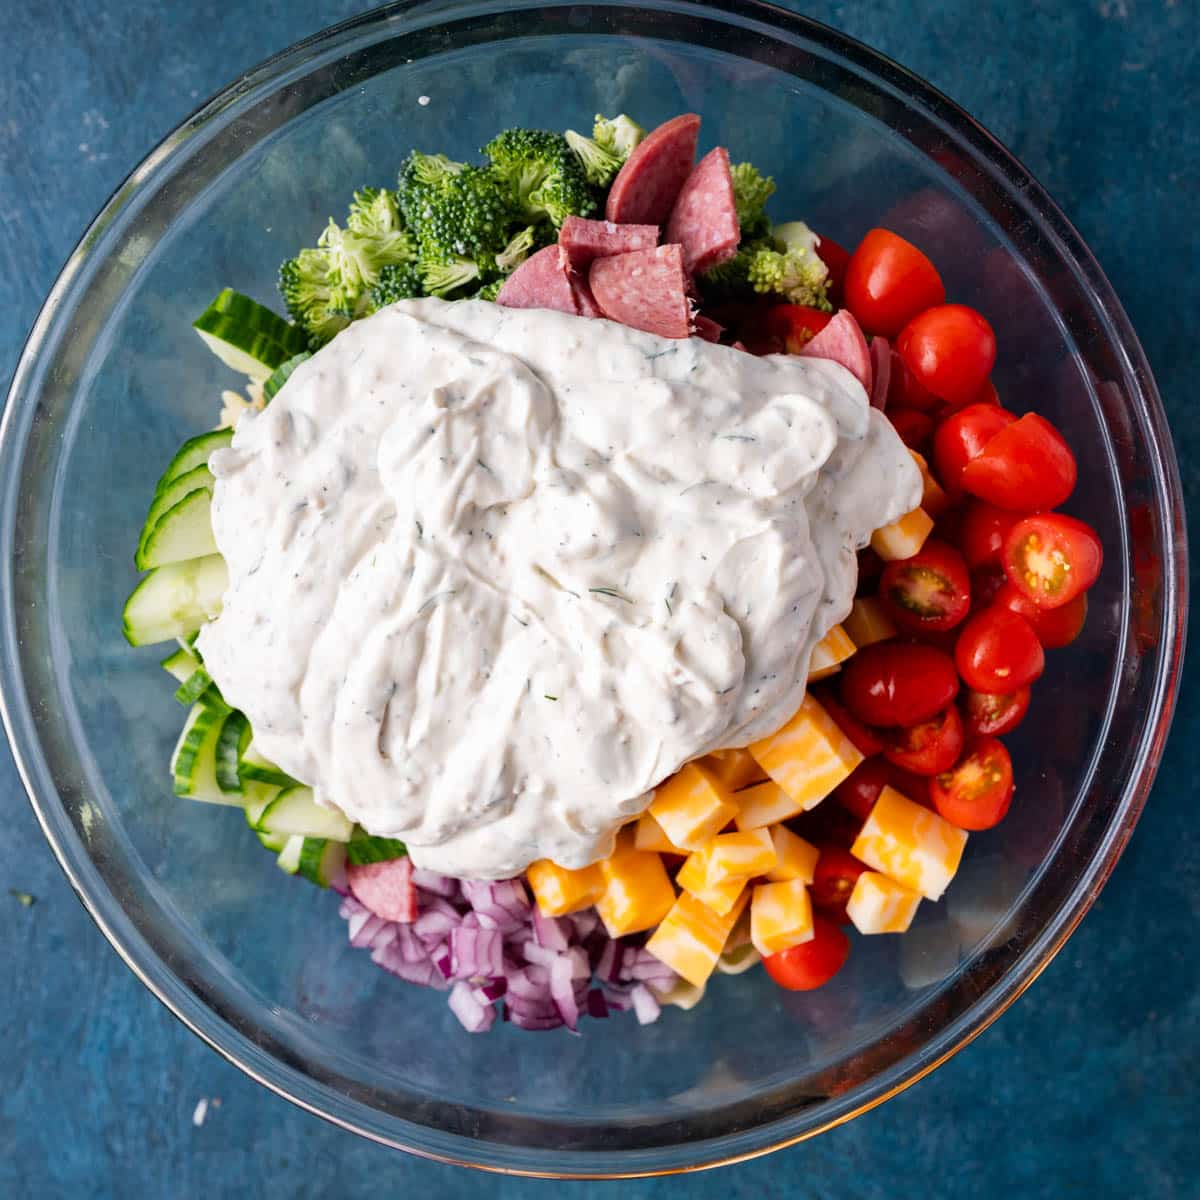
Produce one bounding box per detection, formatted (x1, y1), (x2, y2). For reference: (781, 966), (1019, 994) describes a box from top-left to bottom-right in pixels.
(962, 686), (1030, 737)
(763, 916), (851, 990)
(960, 500), (1022, 569)
(843, 229), (946, 337)
(932, 402), (1016, 499)
(881, 704), (964, 775)
(960, 414), (1077, 511)
(897, 304), (996, 407)
(833, 757), (929, 819)
(812, 686), (886, 756)
(930, 737), (1014, 830)
(840, 641), (960, 728)
(810, 847), (867, 925)
(762, 303), (834, 353)
(969, 565), (1007, 611)
(816, 234), (851, 306)
(887, 406), (935, 450)
(955, 606), (1044, 693)
(888, 352), (941, 412)
(1002, 513), (1103, 610)
(994, 580), (1088, 649)
(879, 539), (971, 633)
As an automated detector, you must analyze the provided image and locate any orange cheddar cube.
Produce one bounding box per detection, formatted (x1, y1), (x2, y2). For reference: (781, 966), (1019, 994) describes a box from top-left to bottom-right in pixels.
(526, 859), (605, 917)
(846, 870), (921, 934)
(909, 450), (950, 518)
(595, 841), (676, 937)
(748, 694), (864, 813)
(733, 780), (802, 830)
(843, 596), (897, 649)
(807, 624), (856, 681)
(701, 748), (767, 791)
(649, 761), (738, 851)
(750, 879), (814, 958)
(633, 810), (688, 855)
(676, 850), (746, 917)
(851, 786), (968, 901)
(645, 889), (750, 987)
(871, 507), (934, 562)
(764, 825), (819, 883)
(704, 828), (777, 883)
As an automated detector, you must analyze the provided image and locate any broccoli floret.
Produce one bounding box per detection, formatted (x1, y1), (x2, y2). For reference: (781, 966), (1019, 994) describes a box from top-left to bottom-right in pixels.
(745, 224), (831, 310)
(370, 261), (425, 307)
(697, 236), (774, 303)
(474, 278), (504, 302)
(278, 247), (356, 348)
(564, 129), (623, 188)
(482, 129), (596, 227)
(730, 162), (775, 239)
(495, 225), (539, 274)
(593, 113), (645, 161)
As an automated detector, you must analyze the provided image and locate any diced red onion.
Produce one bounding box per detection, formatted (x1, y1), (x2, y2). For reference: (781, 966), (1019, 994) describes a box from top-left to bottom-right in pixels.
(630, 983), (662, 1025)
(531, 906), (571, 952)
(416, 894), (461, 921)
(549, 954), (581, 1032)
(412, 868), (459, 898)
(600, 984), (634, 1012)
(450, 924), (503, 980)
(348, 911), (387, 948)
(413, 908), (457, 945)
(474, 978), (507, 1003)
(622, 947), (678, 985)
(587, 989), (609, 1019)
(507, 1006), (564, 1031)
(368, 923), (398, 954)
(521, 940), (561, 968)
(449, 980), (496, 1033)
(571, 909), (601, 940)
(595, 939), (623, 984)
(431, 944), (454, 980)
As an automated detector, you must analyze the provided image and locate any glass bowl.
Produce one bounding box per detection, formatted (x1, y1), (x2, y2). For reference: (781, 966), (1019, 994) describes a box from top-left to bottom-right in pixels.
(0, 0), (1185, 1178)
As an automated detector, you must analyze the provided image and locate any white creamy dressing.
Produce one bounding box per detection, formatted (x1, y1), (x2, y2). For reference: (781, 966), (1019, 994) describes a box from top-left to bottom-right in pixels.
(197, 299), (920, 878)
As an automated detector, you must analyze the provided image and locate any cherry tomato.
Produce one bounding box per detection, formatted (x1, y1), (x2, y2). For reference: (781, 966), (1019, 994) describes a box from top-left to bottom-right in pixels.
(959, 500), (1022, 569)
(955, 606), (1045, 693)
(812, 686), (886, 756)
(969, 565), (1007, 611)
(763, 916), (851, 991)
(932, 503), (964, 546)
(834, 757), (929, 819)
(962, 686), (1031, 738)
(888, 352), (941, 412)
(897, 304), (997, 407)
(1002, 513), (1103, 610)
(887, 406), (935, 450)
(792, 799), (862, 850)
(881, 704), (965, 775)
(857, 546), (884, 589)
(810, 847), (867, 924)
(815, 234), (851, 306)
(994, 580), (1088, 649)
(762, 303), (834, 353)
(879, 539), (971, 633)
(840, 641), (960, 728)
(843, 228), (946, 337)
(932, 403), (1016, 499)
(959, 413), (1077, 511)
(930, 737), (1014, 830)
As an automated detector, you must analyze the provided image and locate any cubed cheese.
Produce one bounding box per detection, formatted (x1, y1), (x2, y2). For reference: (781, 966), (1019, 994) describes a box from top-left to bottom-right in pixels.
(645, 889), (749, 987)
(851, 786), (967, 900)
(733, 780), (802, 830)
(750, 879), (814, 958)
(526, 858), (605, 917)
(649, 761), (739, 851)
(676, 849), (746, 916)
(633, 810), (688, 855)
(764, 825), (820, 883)
(871, 507), (934, 561)
(846, 870), (921, 934)
(701, 748), (767, 791)
(748, 694), (864, 812)
(843, 596), (898, 649)
(595, 839), (676, 936)
(704, 828), (777, 883)
(909, 450), (950, 517)
(807, 623), (857, 681)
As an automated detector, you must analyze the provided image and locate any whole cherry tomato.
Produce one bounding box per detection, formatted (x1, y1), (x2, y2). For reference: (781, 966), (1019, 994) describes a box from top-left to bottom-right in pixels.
(932, 402), (1016, 499)
(931, 737), (1014, 830)
(897, 304), (997, 407)
(840, 641), (960, 727)
(763, 916), (851, 990)
(833, 757), (929, 819)
(888, 406), (936, 450)
(816, 234), (851, 306)
(1002, 513), (1103, 610)
(843, 229), (946, 337)
(955, 606), (1045, 693)
(879, 539), (971, 633)
(960, 413), (1077, 511)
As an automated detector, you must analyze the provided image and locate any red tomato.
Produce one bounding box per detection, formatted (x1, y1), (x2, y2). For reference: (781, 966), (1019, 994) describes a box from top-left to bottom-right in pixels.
(792, 799), (862, 851)
(887, 406), (935, 450)
(897, 304), (997, 407)
(962, 686), (1031, 737)
(1002, 513), (1103, 610)
(810, 847), (867, 925)
(840, 641), (960, 728)
(816, 234), (851, 306)
(762, 303), (834, 354)
(812, 686), (886, 756)
(763, 916), (851, 991)
(932, 403), (1016, 499)
(959, 501), (1022, 569)
(970, 565), (1007, 611)
(955, 606), (1045, 693)
(834, 757), (930, 819)
(879, 539), (971, 633)
(843, 229), (946, 337)
(932, 503), (964, 547)
(881, 705), (965, 775)
(857, 546), (884, 589)
(994, 580), (1088, 649)
(959, 414), (1077, 511)
(888, 352), (941, 412)
(930, 737), (1014, 830)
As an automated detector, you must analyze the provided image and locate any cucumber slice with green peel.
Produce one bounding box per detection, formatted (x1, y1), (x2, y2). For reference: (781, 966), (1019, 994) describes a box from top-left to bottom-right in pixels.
(215, 710), (251, 793)
(258, 786), (353, 842)
(256, 829), (289, 853)
(346, 831), (408, 865)
(207, 288), (309, 353)
(276, 835), (304, 875)
(174, 667), (213, 706)
(297, 838), (347, 888)
(160, 646), (201, 684)
(135, 488), (217, 571)
(123, 554), (228, 647)
(239, 743), (301, 790)
(171, 702), (240, 806)
(193, 290), (308, 381)
(155, 429), (233, 495)
(244, 790), (279, 830)
(140, 465), (213, 561)
(262, 352), (311, 403)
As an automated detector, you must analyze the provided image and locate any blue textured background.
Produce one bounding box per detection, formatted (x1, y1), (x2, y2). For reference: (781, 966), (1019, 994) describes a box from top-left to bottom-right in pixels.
(2, 2), (1197, 1196)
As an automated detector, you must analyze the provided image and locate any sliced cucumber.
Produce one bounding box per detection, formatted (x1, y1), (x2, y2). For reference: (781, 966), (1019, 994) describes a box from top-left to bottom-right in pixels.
(262, 351), (311, 403)
(256, 829), (289, 852)
(156, 429), (233, 495)
(171, 701), (238, 806)
(174, 666), (213, 706)
(244, 790), (278, 830)
(160, 646), (201, 684)
(135, 488), (217, 571)
(297, 838), (347, 888)
(193, 290), (308, 381)
(346, 830), (408, 866)
(139, 465), (213, 562)
(123, 554), (228, 647)
(258, 786), (353, 842)
(239, 742), (301, 790)
(276, 835), (304, 874)
(215, 710), (251, 793)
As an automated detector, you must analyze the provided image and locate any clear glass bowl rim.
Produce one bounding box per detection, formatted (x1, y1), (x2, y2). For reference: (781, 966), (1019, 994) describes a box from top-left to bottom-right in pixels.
(0, 0), (1188, 1178)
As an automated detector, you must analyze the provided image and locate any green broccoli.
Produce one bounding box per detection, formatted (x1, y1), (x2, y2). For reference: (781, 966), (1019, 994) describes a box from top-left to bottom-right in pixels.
(370, 261), (425, 307)
(563, 113), (644, 188)
(697, 236), (775, 303)
(745, 221), (831, 310)
(278, 247), (353, 348)
(482, 129), (596, 227)
(730, 162), (775, 239)
(593, 113), (645, 161)
(495, 225), (539, 274)
(474, 278), (504, 302)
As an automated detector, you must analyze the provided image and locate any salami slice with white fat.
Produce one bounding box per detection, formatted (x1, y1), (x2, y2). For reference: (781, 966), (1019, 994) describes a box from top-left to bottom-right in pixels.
(570, 272), (604, 319)
(605, 114), (701, 225)
(869, 336), (891, 409)
(347, 857), (417, 923)
(496, 245), (581, 316)
(665, 146), (740, 274)
(799, 310), (873, 394)
(558, 216), (659, 271)
(588, 244), (692, 339)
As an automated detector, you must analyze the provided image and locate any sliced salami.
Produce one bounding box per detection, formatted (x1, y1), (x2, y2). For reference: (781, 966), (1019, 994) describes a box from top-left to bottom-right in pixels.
(665, 146), (740, 274)
(588, 244), (692, 339)
(558, 216), (659, 271)
(496, 245), (580, 316)
(869, 335), (891, 409)
(605, 113), (701, 226)
(347, 857), (417, 924)
(799, 309), (874, 395)
(570, 272), (604, 319)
